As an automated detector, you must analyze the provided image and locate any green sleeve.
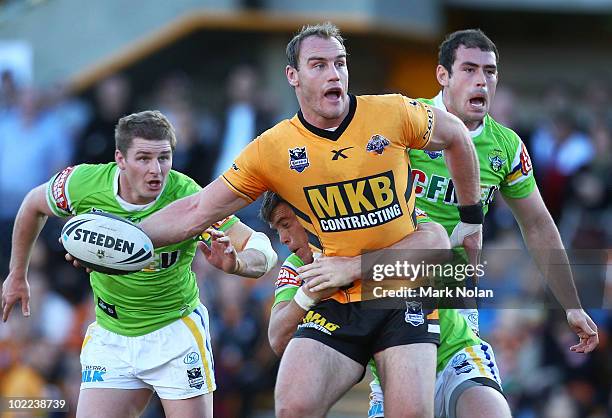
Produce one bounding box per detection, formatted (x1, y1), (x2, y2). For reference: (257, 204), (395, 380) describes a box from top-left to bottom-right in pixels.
(45, 165), (85, 217)
(272, 253), (305, 308)
(500, 137), (536, 199)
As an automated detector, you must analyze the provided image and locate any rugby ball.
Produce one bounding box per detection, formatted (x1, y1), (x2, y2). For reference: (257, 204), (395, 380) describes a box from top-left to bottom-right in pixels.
(61, 212), (154, 275)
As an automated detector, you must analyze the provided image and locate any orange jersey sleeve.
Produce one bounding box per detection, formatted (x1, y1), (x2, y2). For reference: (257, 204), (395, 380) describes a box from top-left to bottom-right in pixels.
(220, 137), (269, 202)
(401, 97), (435, 150)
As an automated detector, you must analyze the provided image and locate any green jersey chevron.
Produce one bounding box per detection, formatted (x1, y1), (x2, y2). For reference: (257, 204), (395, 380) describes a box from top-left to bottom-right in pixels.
(46, 163), (238, 336)
(411, 93), (535, 236)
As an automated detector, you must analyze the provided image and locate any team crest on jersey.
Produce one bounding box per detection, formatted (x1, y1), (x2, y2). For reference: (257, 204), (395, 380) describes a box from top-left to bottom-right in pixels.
(187, 367), (204, 389)
(289, 147), (310, 173)
(424, 150), (442, 159)
(488, 150), (505, 172)
(366, 135), (390, 155)
(405, 301), (424, 326)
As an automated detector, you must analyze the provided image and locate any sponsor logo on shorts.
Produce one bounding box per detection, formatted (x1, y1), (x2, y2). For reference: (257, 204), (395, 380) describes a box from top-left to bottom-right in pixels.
(299, 311), (341, 335)
(366, 134), (390, 155)
(451, 353), (475, 375)
(289, 146), (310, 173)
(404, 301), (424, 326)
(82, 365), (107, 382)
(184, 352), (200, 365)
(187, 367), (204, 389)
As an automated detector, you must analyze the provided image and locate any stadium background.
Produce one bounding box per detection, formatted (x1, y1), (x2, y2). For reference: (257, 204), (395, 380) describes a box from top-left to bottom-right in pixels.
(0, 0), (610, 416)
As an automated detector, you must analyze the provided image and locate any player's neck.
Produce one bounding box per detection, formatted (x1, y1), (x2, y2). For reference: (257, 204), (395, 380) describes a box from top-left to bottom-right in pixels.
(117, 172), (155, 206)
(300, 101), (350, 129)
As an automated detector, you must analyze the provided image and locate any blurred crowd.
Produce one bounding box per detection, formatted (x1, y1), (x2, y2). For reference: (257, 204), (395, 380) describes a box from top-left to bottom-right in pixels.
(0, 66), (610, 417)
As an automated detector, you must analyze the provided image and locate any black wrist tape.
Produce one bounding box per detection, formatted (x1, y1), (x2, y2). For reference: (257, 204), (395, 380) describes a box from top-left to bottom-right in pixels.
(458, 202), (484, 224)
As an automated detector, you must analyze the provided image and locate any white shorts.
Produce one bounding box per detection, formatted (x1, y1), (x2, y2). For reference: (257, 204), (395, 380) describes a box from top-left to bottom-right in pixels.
(434, 340), (502, 418)
(80, 304), (216, 400)
(368, 340), (502, 418)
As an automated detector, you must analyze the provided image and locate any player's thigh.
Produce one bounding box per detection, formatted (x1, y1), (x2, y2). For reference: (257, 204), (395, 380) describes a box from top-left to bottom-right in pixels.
(76, 388), (152, 418)
(275, 337), (364, 416)
(436, 341), (507, 418)
(160, 393), (213, 418)
(374, 343), (437, 417)
(455, 385), (511, 418)
(137, 305), (216, 400)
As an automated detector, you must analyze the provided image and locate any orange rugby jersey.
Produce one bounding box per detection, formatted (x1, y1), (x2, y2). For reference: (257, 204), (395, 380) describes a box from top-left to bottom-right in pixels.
(222, 94), (435, 302)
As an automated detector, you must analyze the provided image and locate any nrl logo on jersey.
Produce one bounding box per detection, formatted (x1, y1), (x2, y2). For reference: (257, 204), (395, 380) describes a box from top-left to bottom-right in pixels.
(488, 149), (505, 172)
(366, 134), (390, 155)
(423, 150), (442, 159)
(288, 146), (310, 173)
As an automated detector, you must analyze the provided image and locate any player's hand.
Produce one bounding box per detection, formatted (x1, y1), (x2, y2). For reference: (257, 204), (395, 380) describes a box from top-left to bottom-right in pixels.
(302, 284), (339, 302)
(58, 237), (92, 273)
(198, 229), (239, 274)
(297, 256), (360, 292)
(2, 272), (31, 322)
(450, 222), (482, 269)
(567, 308), (599, 353)
(64, 253), (93, 273)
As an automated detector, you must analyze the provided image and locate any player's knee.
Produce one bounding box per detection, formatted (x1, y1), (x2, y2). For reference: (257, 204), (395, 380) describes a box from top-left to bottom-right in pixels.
(275, 393), (321, 418)
(387, 397), (432, 418)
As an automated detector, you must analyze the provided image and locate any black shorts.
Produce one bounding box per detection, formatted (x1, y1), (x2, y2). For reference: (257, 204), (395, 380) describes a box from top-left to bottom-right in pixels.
(293, 298), (440, 367)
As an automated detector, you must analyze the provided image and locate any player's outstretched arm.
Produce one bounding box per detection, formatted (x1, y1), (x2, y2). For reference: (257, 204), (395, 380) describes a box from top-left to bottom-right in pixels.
(425, 107), (483, 266)
(299, 222), (451, 292)
(200, 226), (277, 278)
(2, 184), (54, 322)
(425, 107), (480, 206)
(140, 178), (250, 247)
(504, 188), (599, 353)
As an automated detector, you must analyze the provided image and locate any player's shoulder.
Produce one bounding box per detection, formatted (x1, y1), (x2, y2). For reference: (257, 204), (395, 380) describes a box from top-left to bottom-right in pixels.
(260, 118), (296, 142)
(65, 162), (116, 192)
(485, 115), (522, 145)
(163, 169), (201, 197)
(356, 93), (407, 108)
(282, 252), (305, 269)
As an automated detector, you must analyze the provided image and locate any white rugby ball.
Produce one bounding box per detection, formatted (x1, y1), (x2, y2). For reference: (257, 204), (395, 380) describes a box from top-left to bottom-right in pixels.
(61, 212), (154, 275)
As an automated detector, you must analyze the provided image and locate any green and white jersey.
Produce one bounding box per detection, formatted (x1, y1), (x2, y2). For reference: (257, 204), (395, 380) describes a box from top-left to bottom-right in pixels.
(46, 163), (238, 336)
(273, 252), (479, 372)
(410, 92), (536, 236)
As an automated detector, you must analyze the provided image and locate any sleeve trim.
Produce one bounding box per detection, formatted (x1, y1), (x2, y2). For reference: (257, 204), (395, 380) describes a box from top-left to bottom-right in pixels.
(220, 175), (255, 202)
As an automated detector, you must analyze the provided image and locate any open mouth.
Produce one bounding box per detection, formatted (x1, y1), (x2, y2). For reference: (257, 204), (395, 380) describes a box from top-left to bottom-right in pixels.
(324, 87), (342, 101)
(147, 180), (162, 190)
(468, 95), (486, 110)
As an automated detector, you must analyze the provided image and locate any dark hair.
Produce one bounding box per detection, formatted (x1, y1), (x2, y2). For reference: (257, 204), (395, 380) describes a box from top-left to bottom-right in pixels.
(286, 22), (345, 70)
(438, 29), (499, 75)
(115, 110), (176, 155)
(259, 191), (285, 223)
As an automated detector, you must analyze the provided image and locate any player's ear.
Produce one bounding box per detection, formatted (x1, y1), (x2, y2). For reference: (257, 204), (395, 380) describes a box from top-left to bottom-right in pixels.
(436, 64), (450, 87)
(115, 149), (126, 169)
(286, 65), (299, 88)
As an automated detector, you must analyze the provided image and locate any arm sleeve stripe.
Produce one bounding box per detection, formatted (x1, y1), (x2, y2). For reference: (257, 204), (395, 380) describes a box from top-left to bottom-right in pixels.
(220, 175), (255, 202)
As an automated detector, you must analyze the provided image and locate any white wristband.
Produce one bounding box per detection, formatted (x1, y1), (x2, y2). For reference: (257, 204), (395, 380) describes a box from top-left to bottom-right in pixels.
(293, 286), (316, 311)
(449, 222), (482, 248)
(244, 231), (278, 273)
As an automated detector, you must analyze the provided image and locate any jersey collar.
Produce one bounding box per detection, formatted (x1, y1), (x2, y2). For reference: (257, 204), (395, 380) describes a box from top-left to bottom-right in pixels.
(433, 91), (485, 139)
(113, 165), (164, 212)
(297, 94), (357, 141)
